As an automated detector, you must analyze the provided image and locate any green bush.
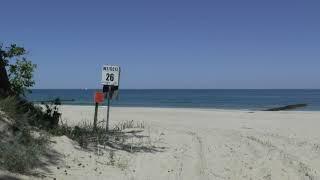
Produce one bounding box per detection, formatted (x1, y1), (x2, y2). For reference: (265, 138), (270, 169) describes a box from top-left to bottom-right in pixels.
(40, 98), (61, 129)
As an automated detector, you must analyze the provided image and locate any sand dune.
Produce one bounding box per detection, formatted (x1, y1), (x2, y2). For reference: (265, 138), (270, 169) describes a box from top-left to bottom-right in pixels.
(3, 106), (320, 180)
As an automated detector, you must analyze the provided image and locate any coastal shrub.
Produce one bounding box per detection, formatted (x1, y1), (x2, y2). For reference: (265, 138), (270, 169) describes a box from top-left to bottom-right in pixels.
(0, 96), (62, 130)
(0, 43), (55, 173)
(40, 98), (62, 129)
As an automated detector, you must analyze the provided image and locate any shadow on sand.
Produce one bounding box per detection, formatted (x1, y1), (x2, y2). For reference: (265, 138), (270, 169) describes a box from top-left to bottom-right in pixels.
(74, 128), (167, 154)
(0, 175), (21, 180)
(1, 128), (166, 179)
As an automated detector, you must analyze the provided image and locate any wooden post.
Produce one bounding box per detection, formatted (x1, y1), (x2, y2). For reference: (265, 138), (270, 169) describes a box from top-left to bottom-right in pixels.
(93, 102), (99, 131)
(106, 86), (112, 132)
(93, 92), (104, 132)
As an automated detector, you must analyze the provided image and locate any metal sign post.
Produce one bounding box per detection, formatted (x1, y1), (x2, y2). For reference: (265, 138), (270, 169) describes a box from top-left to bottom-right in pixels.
(101, 65), (121, 133)
(106, 86), (111, 132)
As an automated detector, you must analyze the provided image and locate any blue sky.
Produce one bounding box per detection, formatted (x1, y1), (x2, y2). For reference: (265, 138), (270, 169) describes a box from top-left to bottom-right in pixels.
(1, 0), (320, 89)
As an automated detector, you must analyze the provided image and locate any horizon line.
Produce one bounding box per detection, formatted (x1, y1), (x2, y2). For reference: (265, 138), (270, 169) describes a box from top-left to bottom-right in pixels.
(30, 88), (320, 90)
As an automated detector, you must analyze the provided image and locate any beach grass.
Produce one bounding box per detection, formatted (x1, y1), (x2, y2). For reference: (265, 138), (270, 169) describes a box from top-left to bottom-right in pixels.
(0, 97), (49, 173)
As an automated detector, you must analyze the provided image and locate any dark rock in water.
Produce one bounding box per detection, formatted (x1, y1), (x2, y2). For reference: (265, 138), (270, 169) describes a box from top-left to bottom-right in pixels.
(264, 104), (307, 111)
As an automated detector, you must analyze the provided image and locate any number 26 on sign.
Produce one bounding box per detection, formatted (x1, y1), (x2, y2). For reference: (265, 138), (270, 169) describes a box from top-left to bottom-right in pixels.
(101, 65), (120, 86)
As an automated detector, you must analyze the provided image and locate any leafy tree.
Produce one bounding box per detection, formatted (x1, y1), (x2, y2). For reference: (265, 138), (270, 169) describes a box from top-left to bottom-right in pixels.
(0, 43), (36, 97)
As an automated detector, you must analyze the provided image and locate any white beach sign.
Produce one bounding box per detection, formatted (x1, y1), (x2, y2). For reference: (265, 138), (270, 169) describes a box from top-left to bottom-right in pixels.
(101, 65), (120, 86)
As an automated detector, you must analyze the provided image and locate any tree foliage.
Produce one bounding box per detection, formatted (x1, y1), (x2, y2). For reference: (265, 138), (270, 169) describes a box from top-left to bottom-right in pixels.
(9, 58), (36, 96)
(0, 43), (36, 96)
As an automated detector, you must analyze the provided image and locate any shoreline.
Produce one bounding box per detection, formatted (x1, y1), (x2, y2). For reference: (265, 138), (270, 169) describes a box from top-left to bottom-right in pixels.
(56, 104), (320, 112)
(28, 89), (320, 111)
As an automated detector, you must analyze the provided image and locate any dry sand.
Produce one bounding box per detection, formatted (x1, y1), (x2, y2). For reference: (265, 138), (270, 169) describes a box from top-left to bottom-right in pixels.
(3, 106), (320, 180)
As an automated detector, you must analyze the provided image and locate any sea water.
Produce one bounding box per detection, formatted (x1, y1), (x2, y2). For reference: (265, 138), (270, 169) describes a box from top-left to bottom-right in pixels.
(26, 89), (320, 111)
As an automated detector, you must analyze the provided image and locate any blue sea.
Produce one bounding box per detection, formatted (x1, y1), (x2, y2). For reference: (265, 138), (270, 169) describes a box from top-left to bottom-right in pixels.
(26, 89), (320, 111)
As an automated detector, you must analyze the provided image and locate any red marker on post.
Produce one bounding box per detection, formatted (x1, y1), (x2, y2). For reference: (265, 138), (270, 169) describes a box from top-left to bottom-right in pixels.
(95, 92), (104, 104)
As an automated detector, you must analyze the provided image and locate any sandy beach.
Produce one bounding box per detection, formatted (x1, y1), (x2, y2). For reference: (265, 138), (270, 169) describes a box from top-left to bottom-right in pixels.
(2, 1), (320, 179)
(7, 105), (313, 180)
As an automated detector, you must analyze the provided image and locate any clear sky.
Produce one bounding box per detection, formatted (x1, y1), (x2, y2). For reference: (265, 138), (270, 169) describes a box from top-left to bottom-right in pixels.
(1, 0), (320, 89)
